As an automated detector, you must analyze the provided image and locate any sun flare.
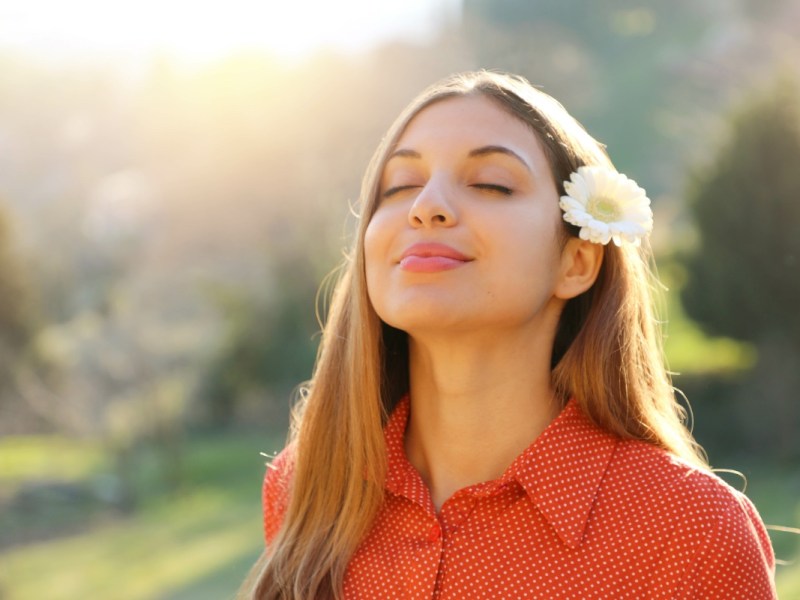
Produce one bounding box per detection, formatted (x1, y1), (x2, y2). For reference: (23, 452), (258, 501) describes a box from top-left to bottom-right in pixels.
(0, 0), (456, 64)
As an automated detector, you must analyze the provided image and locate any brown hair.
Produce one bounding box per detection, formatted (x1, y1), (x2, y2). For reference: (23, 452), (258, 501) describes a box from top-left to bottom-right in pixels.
(239, 70), (705, 599)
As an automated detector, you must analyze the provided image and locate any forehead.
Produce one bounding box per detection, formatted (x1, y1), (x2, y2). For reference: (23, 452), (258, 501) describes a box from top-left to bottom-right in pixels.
(393, 94), (548, 167)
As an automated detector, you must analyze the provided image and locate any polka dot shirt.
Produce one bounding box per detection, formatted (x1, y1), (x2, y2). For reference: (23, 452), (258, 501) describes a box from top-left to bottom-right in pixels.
(263, 397), (777, 598)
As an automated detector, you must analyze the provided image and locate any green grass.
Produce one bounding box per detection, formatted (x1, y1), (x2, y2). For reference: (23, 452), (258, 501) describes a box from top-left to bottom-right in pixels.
(0, 435), (107, 487)
(2, 494), (262, 599)
(0, 431), (280, 600)
(778, 559), (800, 599)
(1, 433), (797, 599)
(740, 464), (800, 599)
(0, 435), (117, 549)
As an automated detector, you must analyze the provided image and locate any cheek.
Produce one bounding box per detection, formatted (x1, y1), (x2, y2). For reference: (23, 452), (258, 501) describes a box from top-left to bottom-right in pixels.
(363, 217), (384, 276)
(364, 203), (403, 268)
(495, 217), (563, 290)
(498, 207), (562, 258)
(363, 216), (389, 306)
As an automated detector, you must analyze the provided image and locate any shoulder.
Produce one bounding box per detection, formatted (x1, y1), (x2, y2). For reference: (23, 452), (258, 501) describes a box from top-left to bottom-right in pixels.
(606, 440), (776, 597)
(610, 439), (761, 522)
(262, 445), (295, 545)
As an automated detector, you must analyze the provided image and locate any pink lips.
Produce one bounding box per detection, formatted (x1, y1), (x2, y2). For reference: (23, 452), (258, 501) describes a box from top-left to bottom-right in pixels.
(399, 243), (472, 273)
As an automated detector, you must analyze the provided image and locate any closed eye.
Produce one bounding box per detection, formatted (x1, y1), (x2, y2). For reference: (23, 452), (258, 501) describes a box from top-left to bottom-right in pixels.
(382, 185), (421, 198)
(472, 183), (513, 195)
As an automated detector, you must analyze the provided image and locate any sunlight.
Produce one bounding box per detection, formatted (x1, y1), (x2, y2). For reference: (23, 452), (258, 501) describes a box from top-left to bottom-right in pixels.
(0, 0), (456, 63)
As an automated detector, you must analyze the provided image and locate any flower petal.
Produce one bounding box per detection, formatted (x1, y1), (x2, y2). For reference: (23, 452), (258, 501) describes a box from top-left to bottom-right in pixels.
(560, 166), (653, 246)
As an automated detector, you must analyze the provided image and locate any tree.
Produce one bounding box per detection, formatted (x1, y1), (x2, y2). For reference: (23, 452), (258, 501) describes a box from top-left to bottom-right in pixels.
(0, 201), (39, 432)
(461, 0), (720, 196)
(681, 75), (800, 458)
(0, 204), (32, 346)
(195, 252), (320, 428)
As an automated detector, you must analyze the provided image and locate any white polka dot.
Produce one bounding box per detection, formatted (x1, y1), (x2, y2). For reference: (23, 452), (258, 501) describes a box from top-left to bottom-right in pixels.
(264, 397), (778, 598)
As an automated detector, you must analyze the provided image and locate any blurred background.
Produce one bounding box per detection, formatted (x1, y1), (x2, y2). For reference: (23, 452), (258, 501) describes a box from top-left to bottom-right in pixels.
(0, 0), (798, 598)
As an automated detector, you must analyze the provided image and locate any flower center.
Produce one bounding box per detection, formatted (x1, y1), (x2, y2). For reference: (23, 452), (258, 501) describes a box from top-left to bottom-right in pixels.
(587, 196), (621, 223)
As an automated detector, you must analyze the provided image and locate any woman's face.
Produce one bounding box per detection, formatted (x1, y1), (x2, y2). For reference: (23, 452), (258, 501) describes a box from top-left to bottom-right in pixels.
(364, 94), (569, 338)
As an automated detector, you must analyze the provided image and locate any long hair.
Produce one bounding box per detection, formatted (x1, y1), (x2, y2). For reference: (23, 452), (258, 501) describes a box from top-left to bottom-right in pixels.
(239, 70), (706, 599)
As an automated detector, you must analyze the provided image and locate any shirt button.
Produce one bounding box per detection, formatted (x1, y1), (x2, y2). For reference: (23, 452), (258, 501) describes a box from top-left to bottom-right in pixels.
(427, 523), (441, 542)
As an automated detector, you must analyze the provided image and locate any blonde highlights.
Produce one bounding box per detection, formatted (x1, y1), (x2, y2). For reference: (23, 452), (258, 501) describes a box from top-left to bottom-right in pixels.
(240, 71), (705, 599)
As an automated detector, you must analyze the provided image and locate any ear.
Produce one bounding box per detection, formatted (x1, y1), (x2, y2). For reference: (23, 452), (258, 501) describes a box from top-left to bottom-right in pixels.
(554, 238), (603, 300)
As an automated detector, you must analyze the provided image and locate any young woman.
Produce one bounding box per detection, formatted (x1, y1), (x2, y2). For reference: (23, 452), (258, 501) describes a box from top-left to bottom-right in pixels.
(240, 71), (776, 599)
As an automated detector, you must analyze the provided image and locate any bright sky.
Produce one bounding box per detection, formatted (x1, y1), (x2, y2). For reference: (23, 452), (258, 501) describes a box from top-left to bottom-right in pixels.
(0, 0), (460, 64)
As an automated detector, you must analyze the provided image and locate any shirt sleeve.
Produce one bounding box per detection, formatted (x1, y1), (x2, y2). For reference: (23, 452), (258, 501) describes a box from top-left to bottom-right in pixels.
(648, 478), (777, 599)
(262, 446), (293, 545)
(690, 491), (776, 599)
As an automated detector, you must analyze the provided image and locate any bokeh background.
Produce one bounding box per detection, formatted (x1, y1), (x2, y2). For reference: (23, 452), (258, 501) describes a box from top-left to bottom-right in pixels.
(1, 1), (799, 598)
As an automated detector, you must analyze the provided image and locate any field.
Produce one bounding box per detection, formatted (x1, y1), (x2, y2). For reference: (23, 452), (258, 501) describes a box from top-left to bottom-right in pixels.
(0, 432), (276, 600)
(1, 433), (798, 599)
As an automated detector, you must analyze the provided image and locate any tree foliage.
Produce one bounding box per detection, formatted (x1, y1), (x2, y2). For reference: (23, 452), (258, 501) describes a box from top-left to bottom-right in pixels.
(681, 76), (800, 345)
(0, 201), (40, 431)
(680, 76), (800, 459)
(462, 0), (717, 195)
(195, 254), (320, 427)
(0, 204), (33, 349)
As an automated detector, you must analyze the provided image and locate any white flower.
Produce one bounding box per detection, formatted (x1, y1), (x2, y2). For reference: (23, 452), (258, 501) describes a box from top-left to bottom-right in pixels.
(559, 166), (653, 246)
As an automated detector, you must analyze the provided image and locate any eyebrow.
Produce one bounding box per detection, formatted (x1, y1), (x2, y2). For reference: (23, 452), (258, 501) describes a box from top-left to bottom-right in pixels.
(386, 145), (531, 172)
(468, 145), (532, 172)
(387, 148), (421, 161)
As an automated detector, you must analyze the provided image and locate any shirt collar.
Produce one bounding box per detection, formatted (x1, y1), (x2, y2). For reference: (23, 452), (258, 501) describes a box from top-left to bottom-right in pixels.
(384, 396), (435, 511)
(383, 395), (619, 549)
(507, 399), (619, 548)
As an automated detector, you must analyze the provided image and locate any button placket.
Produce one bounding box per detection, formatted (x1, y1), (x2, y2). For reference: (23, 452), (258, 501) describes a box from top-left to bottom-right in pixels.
(427, 522), (442, 542)
(439, 491), (479, 537)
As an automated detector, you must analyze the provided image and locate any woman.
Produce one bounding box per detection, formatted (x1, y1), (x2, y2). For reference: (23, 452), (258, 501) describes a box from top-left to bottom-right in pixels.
(240, 71), (776, 599)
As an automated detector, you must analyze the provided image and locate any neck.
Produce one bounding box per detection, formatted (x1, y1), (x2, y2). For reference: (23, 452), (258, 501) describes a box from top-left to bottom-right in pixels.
(404, 327), (560, 511)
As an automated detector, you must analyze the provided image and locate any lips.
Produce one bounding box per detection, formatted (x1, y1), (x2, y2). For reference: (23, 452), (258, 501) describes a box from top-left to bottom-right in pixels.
(398, 243), (473, 273)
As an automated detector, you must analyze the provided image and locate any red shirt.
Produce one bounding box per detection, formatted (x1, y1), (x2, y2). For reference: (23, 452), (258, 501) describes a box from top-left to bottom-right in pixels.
(263, 397), (777, 598)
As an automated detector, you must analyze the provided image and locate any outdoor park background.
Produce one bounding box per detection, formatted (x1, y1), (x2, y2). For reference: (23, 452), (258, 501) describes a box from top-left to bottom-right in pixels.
(1, 0), (799, 598)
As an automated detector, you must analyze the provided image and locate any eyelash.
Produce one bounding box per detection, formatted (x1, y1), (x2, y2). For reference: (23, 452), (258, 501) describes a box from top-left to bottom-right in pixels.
(382, 185), (418, 198)
(382, 183), (513, 198)
(471, 183), (513, 195)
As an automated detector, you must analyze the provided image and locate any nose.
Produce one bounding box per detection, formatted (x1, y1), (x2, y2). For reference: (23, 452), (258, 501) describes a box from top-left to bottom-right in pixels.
(408, 177), (458, 228)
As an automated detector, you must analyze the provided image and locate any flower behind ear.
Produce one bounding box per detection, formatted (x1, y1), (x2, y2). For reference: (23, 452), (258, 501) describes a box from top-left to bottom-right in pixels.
(559, 166), (653, 246)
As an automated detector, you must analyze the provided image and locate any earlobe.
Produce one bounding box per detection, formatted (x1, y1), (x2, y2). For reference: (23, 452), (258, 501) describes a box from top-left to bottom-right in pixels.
(554, 238), (604, 300)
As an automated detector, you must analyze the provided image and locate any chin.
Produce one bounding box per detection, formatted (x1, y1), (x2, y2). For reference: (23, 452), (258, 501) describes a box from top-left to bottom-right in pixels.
(377, 304), (470, 335)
